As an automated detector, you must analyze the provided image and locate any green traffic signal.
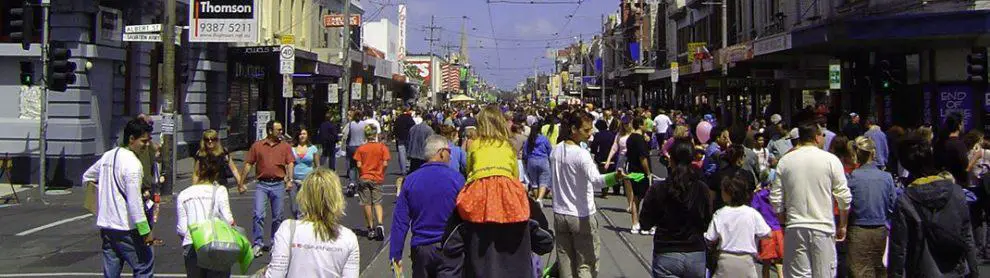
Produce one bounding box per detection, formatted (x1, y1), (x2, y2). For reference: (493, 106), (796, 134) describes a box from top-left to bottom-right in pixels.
(882, 81), (890, 89)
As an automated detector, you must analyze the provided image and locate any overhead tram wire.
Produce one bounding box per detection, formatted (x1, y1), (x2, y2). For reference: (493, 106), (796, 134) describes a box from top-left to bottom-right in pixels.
(486, 0), (502, 68)
(546, 0), (585, 49)
(488, 0), (582, 4)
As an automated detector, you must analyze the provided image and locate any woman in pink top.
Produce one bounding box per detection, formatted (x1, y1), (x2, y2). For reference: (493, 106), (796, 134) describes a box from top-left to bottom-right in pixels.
(604, 121), (638, 221)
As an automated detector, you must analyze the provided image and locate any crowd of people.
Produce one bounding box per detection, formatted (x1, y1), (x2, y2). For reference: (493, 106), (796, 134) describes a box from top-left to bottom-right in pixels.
(85, 100), (990, 278)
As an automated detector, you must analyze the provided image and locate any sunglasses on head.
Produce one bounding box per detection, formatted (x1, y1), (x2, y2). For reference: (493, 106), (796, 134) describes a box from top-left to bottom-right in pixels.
(205, 137), (218, 142)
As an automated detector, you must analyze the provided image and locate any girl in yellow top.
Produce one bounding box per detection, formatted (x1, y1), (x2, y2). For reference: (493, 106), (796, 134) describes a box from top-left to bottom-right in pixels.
(456, 105), (530, 224)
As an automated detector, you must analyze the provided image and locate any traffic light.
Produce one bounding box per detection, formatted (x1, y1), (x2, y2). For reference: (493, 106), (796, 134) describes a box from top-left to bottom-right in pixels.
(47, 43), (76, 92)
(9, 1), (34, 51)
(19, 62), (33, 86)
(967, 48), (987, 84)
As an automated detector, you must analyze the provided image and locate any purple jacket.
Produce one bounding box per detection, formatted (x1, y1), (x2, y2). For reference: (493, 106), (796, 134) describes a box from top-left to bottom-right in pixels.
(751, 189), (782, 231)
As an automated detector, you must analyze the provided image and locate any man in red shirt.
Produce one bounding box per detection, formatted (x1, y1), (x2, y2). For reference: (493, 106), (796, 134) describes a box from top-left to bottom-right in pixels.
(242, 120), (295, 257)
(355, 126), (391, 240)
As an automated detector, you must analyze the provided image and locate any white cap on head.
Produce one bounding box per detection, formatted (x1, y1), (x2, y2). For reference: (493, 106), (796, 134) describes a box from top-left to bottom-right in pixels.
(770, 114), (782, 125)
(789, 128), (800, 139)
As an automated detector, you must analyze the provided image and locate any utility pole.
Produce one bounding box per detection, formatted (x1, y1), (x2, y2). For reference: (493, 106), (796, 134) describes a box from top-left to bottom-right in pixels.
(423, 16), (440, 57)
(601, 14), (606, 109)
(340, 0), (351, 128)
(39, 0), (50, 203)
(161, 0), (176, 197)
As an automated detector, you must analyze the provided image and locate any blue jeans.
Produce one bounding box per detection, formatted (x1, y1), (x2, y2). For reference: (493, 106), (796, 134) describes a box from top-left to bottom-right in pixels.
(253, 181), (286, 246)
(397, 143), (409, 175)
(101, 229), (154, 278)
(652, 251), (706, 278)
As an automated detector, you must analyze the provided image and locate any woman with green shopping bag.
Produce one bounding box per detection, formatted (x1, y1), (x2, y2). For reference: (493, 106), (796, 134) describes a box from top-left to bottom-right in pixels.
(177, 152), (241, 277)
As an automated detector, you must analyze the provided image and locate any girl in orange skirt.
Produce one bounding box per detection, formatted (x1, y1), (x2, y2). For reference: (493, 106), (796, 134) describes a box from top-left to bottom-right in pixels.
(442, 105), (552, 278)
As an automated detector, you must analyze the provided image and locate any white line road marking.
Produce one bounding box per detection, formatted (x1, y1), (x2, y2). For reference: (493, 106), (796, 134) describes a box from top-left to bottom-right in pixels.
(0, 273), (249, 277)
(16, 214), (93, 236)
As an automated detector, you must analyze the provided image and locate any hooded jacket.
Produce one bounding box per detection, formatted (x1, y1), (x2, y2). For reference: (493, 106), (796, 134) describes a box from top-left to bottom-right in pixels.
(889, 173), (979, 278)
(439, 198), (553, 278)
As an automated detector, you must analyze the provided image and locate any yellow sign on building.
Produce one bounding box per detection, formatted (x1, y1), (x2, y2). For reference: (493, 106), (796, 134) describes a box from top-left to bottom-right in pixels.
(687, 42), (707, 63)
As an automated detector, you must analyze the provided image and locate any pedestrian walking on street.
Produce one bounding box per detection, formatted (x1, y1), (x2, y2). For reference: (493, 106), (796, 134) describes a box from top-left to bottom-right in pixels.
(290, 126), (320, 219)
(639, 140), (712, 278)
(843, 113), (864, 139)
(177, 152), (235, 278)
(343, 111), (368, 195)
(195, 130), (244, 192)
(935, 112), (970, 186)
(862, 117), (889, 170)
(549, 109), (624, 278)
(889, 134), (979, 277)
(317, 112), (340, 171)
(407, 113), (435, 174)
(389, 135), (466, 278)
(242, 120), (296, 257)
(705, 169), (771, 278)
(627, 117), (654, 235)
(263, 169), (360, 278)
(590, 119), (618, 197)
(394, 107), (416, 175)
(845, 136), (895, 278)
(83, 119), (156, 278)
(440, 125), (468, 176)
(524, 120), (553, 204)
(604, 120), (634, 212)
(354, 126), (391, 240)
(441, 104), (553, 277)
(770, 122), (851, 278)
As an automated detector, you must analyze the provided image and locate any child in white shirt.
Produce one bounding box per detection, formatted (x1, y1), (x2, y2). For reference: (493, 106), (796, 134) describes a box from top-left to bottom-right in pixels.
(705, 169), (772, 278)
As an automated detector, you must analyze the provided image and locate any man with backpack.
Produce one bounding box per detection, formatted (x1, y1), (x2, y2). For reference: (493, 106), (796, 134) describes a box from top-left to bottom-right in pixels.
(888, 134), (979, 277)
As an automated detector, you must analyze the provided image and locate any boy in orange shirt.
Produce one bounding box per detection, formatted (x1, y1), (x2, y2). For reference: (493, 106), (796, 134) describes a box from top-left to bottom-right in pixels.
(354, 125), (391, 240)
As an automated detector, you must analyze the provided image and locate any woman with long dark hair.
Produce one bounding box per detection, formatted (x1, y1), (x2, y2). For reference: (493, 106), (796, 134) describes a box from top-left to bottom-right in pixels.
(290, 125), (320, 219)
(524, 119), (554, 203)
(639, 140), (712, 278)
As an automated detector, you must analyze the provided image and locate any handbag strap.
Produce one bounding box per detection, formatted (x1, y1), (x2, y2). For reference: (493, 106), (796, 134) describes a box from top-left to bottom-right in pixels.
(111, 149), (127, 200)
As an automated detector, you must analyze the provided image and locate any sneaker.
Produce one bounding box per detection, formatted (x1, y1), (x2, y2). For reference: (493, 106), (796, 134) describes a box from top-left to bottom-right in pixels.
(375, 225), (386, 241)
(252, 245), (264, 258)
(630, 224), (641, 234)
(344, 183), (356, 197)
(641, 227), (656, 235)
(366, 227), (376, 240)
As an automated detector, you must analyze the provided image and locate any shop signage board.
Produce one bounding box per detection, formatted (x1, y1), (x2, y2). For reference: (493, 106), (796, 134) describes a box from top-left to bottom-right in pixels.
(829, 63), (841, 90)
(279, 44), (294, 74)
(351, 83), (361, 100)
(189, 0), (258, 43)
(256, 111), (272, 140)
(753, 33), (791, 56)
(323, 14), (361, 28)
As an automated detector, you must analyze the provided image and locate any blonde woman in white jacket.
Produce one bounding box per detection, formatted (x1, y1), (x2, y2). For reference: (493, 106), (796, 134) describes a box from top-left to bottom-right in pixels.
(265, 169), (359, 278)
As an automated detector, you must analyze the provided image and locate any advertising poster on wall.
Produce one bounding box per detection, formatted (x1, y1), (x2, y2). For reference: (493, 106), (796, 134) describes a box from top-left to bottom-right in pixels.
(932, 85), (976, 131)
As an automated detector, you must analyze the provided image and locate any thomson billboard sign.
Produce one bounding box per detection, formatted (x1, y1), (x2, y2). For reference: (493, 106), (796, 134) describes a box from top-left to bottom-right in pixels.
(189, 0), (258, 42)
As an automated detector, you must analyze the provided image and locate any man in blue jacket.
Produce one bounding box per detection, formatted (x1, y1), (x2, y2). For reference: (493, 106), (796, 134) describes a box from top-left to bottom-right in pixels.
(389, 135), (465, 277)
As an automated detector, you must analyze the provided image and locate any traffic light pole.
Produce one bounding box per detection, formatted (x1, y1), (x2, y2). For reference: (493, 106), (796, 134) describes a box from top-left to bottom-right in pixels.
(38, 0), (50, 203)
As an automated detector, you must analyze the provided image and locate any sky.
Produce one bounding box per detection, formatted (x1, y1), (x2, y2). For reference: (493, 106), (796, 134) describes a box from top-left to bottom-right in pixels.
(368, 0), (617, 90)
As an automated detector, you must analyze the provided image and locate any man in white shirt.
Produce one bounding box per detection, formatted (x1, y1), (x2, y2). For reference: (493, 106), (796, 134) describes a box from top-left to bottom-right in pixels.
(770, 122), (851, 278)
(83, 119), (155, 278)
(653, 109), (673, 142)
